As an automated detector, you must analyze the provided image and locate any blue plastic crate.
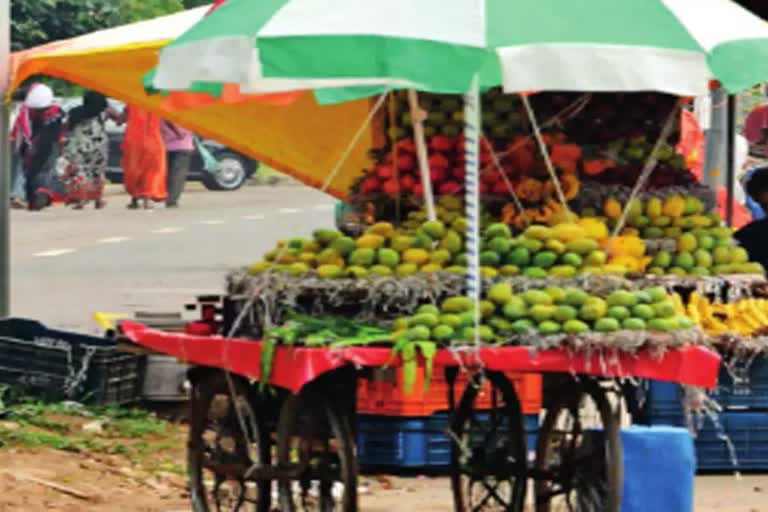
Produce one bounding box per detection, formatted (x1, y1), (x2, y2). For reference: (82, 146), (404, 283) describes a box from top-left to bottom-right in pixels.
(641, 358), (768, 415)
(356, 413), (538, 469)
(639, 411), (768, 471)
(711, 359), (768, 410)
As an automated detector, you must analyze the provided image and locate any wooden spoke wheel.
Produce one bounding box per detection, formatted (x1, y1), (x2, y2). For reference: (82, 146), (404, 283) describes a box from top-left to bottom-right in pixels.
(450, 371), (528, 512)
(277, 389), (357, 512)
(534, 379), (623, 512)
(187, 370), (271, 512)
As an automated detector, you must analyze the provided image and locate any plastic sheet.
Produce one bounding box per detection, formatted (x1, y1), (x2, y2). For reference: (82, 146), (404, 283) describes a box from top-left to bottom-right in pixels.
(119, 321), (721, 393)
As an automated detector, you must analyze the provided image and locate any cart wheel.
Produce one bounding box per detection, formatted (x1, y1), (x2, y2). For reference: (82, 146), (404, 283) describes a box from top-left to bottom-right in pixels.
(534, 379), (623, 512)
(187, 370), (271, 512)
(277, 390), (357, 512)
(450, 371), (527, 512)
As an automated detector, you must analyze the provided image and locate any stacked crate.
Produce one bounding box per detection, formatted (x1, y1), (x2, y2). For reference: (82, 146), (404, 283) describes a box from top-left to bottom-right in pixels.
(637, 358), (768, 471)
(356, 367), (542, 469)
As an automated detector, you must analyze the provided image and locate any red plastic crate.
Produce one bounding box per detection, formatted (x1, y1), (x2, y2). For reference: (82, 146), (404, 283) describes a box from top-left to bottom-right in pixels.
(357, 366), (541, 416)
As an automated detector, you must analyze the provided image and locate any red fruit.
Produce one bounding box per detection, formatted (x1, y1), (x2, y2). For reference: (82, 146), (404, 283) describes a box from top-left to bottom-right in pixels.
(428, 153), (451, 169)
(439, 181), (461, 195)
(452, 167), (466, 181)
(479, 151), (492, 165)
(396, 138), (416, 153)
(382, 179), (400, 196)
(430, 135), (454, 152)
(412, 183), (424, 196)
(397, 154), (416, 172)
(359, 176), (380, 195)
(400, 174), (416, 191)
(430, 167), (446, 182)
(479, 182), (490, 194)
(376, 164), (394, 180)
(483, 169), (503, 184)
(492, 181), (509, 195)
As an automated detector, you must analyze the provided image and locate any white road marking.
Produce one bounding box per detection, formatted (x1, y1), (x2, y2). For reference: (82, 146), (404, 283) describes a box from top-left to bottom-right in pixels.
(200, 220), (225, 225)
(34, 248), (76, 257)
(242, 214), (265, 221)
(314, 204), (334, 211)
(152, 227), (184, 234)
(278, 208), (303, 214)
(98, 236), (131, 244)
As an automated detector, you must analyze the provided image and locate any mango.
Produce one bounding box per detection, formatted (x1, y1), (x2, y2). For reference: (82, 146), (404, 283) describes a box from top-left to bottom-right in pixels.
(247, 261), (271, 274)
(524, 225), (553, 241)
(377, 248), (401, 268)
(561, 252), (583, 267)
(564, 288), (589, 306)
(585, 251), (607, 266)
(488, 237), (513, 255)
(653, 301), (676, 318)
(552, 223), (588, 242)
(481, 267), (499, 278)
(488, 283), (514, 305)
(545, 239), (566, 254)
(346, 265), (369, 278)
(503, 300), (528, 320)
(563, 319), (590, 334)
(367, 222), (395, 238)
(549, 265), (578, 278)
(606, 290), (638, 308)
(511, 319), (537, 334)
(580, 298), (607, 321)
(403, 248), (431, 266)
(406, 325), (431, 341)
(538, 320), (562, 335)
(432, 324), (455, 341)
(634, 290), (652, 304)
(731, 247), (750, 265)
(623, 318), (646, 330)
(577, 217), (609, 240)
(608, 306), (631, 321)
(523, 267), (548, 279)
(674, 252), (695, 271)
(500, 264), (520, 276)
(604, 198), (622, 219)
(370, 265), (393, 276)
(648, 317), (678, 332)
(643, 226), (665, 239)
(554, 305), (578, 322)
(396, 263), (418, 276)
(652, 251), (672, 269)
(442, 296), (473, 314)
(440, 314), (463, 328)
(313, 228), (341, 245)
(412, 231), (434, 249)
(595, 317), (620, 332)
(518, 237), (544, 253)
(632, 304), (655, 320)
(356, 234), (385, 249)
(533, 251), (558, 269)
(317, 264), (344, 279)
(411, 312), (439, 328)
(677, 233), (698, 252)
(522, 290), (554, 306)
(507, 247), (531, 266)
(646, 286), (668, 303)
(349, 248), (376, 267)
(645, 197), (662, 218)
(421, 263), (443, 273)
(565, 238), (599, 256)
(391, 235), (413, 252)
(529, 305), (557, 322)
(662, 195), (685, 218)
(480, 251), (502, 267)
(485, 223), (512, 239)
(422, 220), (446, 239)
(713, 246), (732, 265)
(430, 249), (452, 265)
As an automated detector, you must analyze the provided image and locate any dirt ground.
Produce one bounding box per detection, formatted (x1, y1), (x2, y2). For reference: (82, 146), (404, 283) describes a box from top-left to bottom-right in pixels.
(0, 411), (766, 512)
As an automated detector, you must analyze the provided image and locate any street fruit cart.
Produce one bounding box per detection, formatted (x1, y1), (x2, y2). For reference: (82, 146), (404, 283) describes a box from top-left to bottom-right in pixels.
(116, 1), (768, 511)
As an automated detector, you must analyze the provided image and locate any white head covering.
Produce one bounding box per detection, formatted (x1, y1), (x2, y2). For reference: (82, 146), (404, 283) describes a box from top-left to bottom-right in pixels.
(24, 84), (54, 109)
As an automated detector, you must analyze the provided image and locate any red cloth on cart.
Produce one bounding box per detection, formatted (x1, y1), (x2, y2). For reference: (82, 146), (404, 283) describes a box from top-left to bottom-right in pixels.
(120, 321), (721, 392)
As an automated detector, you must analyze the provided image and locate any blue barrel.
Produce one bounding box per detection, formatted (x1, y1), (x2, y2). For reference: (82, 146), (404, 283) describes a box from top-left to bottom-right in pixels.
(621, 426), (695, 512)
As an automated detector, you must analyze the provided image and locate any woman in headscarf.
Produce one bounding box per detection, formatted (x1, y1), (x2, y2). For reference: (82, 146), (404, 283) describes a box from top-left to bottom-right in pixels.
(119, 105), (167, 209)
(60, 91), (117, 209)
(22, 83), (65, 211)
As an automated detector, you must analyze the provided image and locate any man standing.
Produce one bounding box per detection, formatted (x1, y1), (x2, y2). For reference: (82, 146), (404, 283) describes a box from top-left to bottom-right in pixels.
(160, 119), (194, 208)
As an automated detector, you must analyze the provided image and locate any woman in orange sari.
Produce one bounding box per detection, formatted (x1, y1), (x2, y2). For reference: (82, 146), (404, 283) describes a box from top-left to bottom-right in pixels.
(120, 105), (167, 209)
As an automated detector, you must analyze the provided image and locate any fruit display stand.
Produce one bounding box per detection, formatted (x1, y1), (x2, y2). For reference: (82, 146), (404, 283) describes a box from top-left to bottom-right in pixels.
(113, 86), (768, 512)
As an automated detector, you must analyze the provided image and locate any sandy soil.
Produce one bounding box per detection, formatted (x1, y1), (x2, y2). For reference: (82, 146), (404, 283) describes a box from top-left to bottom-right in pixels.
(0, 411), (765, 511)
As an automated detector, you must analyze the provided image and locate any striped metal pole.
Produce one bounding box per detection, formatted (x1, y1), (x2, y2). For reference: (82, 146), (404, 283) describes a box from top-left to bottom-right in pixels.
(463, 76), (481, 343)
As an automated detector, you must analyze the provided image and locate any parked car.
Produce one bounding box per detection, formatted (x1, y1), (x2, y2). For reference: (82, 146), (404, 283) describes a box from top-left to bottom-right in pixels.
(59, 98), (259, 191)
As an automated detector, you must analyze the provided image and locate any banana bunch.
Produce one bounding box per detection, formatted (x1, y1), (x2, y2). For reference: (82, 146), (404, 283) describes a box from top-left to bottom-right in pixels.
(684, 292), (768, 337)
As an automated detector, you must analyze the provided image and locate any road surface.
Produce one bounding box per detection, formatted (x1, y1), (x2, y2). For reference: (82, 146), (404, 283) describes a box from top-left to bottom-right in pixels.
(10, 183), (333, 331)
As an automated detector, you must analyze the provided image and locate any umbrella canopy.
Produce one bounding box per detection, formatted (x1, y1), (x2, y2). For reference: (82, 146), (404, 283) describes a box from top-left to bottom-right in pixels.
(153, 0), (768, 98)
(9, 7), (378, 198)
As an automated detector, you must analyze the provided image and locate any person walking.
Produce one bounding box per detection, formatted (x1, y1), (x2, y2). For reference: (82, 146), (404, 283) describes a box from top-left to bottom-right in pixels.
(9, 86), (34, 209)
(21, 83), (65, 211)
(120, 105), (167, 209)
(60, 91), (118, 209)
(160, 119), (194, 208)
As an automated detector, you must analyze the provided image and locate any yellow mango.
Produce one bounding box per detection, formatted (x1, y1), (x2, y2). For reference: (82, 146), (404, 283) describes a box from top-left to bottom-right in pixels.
(662, 195), (686, 218)
(604, 198), (622, 219)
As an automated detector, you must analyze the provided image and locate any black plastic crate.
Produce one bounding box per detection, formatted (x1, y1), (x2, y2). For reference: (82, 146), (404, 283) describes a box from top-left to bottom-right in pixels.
(0, 318), (142, 405)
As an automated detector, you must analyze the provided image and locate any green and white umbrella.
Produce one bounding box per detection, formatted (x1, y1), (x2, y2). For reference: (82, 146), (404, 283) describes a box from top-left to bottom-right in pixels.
(153, 0), (768, 98)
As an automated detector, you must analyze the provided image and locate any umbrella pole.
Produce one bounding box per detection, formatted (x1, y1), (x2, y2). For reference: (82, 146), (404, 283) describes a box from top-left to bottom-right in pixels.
(407, 90), (436, 222)
(463, 76), (481, 344)
(0, 0), (9, 317)
(726, 94), (736, 226)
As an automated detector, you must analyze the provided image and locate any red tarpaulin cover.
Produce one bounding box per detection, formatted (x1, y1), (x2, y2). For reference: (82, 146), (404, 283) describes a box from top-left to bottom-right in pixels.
(120, 321), (721, 392)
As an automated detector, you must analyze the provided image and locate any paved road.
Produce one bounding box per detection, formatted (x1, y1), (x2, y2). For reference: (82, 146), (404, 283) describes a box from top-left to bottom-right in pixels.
(10, 183), (334, 331)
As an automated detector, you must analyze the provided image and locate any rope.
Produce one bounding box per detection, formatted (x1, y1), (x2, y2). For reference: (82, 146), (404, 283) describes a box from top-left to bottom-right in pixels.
(481, 134), (529, 223)
(521, 94), (570, 212)
(609, 101), (683, 240)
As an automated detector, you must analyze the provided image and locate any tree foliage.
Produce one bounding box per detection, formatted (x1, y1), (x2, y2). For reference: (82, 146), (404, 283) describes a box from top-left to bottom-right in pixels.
(11, 0), (186, 51)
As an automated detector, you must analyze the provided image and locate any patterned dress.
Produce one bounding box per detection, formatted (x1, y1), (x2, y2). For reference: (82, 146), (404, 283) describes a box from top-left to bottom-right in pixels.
(60, 115), (109, 202)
